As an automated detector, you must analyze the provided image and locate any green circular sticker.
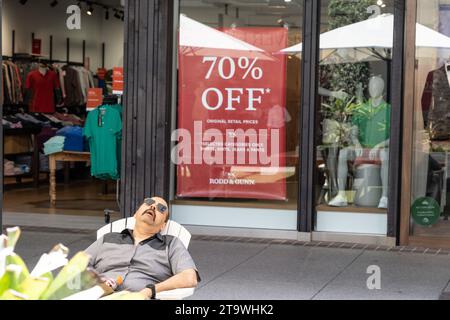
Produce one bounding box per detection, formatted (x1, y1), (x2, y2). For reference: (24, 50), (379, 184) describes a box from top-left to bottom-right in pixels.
(411, 197), (441, 226)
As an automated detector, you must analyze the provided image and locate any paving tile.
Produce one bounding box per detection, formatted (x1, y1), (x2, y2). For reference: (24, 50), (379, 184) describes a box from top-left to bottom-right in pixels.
(188, 240), (269, 288)
(314, 250), (450, 300)
(217, 245), (363, 285)
(190, 278), (318, 300)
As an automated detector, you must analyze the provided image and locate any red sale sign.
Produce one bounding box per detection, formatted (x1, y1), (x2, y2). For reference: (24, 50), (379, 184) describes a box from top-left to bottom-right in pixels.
(32, 39), (42, 55)
(177, 27), (288, 200)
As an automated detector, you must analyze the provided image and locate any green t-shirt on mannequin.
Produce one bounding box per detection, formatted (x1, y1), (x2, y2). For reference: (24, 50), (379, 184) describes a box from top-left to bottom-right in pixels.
(352, 99), (391, 149)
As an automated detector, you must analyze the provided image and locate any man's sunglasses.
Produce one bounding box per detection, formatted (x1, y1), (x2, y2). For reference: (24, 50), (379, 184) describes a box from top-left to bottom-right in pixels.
(144, 198), (168, 214)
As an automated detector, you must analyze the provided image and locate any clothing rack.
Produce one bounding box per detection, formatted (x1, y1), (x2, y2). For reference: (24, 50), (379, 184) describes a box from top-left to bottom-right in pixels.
(2, 54), (84, 66)
(103, 95), (119, 105)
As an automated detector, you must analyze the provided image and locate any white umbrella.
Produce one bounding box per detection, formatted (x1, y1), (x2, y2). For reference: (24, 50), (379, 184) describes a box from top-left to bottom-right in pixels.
(282, 14), (450, 55)
(179, 15), (270, 59)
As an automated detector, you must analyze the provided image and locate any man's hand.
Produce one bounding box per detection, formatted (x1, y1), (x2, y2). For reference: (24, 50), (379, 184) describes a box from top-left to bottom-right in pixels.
(139, 288), (153, 300)
(104, 278), (117, 288)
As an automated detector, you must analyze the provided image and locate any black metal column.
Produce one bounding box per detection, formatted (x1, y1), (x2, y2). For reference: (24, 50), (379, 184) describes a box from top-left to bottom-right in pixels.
(121, 0), (174, 217)
(298, 0), (321, 232)
(388, 0), (406, 240)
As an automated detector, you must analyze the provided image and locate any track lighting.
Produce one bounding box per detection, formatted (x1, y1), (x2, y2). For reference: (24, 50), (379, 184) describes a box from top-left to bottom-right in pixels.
(87, 3), (94, 15)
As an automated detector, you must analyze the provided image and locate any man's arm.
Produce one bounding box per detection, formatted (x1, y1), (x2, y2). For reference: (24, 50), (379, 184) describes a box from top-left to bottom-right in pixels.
(140, 269), (198, 299)
(140, 237), (200, 299)
(84, 237), (103, 268)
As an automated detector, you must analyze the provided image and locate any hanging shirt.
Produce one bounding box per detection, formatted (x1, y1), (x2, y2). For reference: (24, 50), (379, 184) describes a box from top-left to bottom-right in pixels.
(62, 66), (84, 106)
(352, 99), (391, 149)
(25, 70), (60, 113)
(83, 105), (122, 180)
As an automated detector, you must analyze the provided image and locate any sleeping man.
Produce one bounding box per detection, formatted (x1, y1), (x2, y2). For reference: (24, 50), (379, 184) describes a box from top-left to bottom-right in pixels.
(85, 197), (200, 299)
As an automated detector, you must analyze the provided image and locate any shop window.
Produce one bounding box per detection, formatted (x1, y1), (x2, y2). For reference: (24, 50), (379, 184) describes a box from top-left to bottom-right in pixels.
(1, 0), (124, 219)
(410, 0), (450, 238)
(173, 0), (303, 218)
(314, 0), (394, 235)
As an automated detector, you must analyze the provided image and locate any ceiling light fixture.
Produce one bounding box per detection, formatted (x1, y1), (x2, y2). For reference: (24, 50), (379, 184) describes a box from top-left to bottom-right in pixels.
(50, 0), (58, 7)
(87, 2), (94, 15)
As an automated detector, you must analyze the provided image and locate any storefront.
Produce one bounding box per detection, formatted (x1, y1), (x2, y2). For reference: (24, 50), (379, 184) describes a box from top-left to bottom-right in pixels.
(400, 0), (450, 248)
(2, 0), (450, 249)
(163, 0), (404, 246)
(0, 0), (124, 226)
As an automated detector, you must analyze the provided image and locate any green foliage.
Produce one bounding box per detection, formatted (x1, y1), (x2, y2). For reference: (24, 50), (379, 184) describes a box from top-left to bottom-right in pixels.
(0, 228), (102, 300)
(0, 227), (148, 300)
(328, 0), (374, 29)
(322, 0), (375, 97)
(39, 252), (99, 300)
(321, 95), (361, 123)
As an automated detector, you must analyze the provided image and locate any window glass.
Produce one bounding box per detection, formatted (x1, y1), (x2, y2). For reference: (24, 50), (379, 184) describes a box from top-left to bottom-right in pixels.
(315, 0), (394, 235)
(175, 0), (304, 211)
(410, 0), (450, 237)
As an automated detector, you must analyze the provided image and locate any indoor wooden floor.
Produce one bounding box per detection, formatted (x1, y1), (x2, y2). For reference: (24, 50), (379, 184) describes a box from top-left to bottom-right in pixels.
(414, 218), (450, 238)
(3, 179), (120, 217)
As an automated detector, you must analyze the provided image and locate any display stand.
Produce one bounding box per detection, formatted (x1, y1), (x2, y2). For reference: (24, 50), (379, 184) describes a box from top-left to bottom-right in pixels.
(3, 127), (41, 189)
(48, 151), (91, 206)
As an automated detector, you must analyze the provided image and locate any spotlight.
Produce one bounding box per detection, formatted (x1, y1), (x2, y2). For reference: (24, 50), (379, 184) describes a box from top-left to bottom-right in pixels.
(19, 0), (27, 4)
(121, 12), (124, 21)
(114, 9), (121, 19)
(50, 0), (58, 7)
(87, 2), (94, 15)
(105, 8), (110, 20)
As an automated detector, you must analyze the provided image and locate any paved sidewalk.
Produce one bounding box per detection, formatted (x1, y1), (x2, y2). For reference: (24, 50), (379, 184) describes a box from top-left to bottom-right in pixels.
(7, 227), (450, 300)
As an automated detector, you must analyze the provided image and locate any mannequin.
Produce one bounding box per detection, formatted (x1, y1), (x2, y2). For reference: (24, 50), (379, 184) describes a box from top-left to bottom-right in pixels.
(38, 63), (48, 76)
(422, 62), (450, 139)
(320, 83), (365, 202)
(328, 75), (391, 209)
(25, 62), (60, 113)
(319, 87), (349, 200)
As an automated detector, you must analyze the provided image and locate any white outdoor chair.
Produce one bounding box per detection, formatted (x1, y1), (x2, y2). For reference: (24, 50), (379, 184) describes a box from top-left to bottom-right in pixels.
(96, 217), (195, 300)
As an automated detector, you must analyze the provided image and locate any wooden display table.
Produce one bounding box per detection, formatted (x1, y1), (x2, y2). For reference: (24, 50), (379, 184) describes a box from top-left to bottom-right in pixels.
(49, 151), (91, 206)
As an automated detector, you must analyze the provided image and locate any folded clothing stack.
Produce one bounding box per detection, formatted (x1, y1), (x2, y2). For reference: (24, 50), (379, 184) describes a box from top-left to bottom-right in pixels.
(4, 160), (30, 176)
(3, 118), (23, 129)
(56, 126), (84, 152)
(44, 136), (66, 155)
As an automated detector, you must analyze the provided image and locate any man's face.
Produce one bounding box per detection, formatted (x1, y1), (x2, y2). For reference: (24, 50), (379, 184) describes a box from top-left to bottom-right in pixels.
(134, 197), (169, 231)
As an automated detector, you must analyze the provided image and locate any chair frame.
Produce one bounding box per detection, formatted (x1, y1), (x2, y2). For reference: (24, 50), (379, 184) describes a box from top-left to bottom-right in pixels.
(96, 217), (195, 300)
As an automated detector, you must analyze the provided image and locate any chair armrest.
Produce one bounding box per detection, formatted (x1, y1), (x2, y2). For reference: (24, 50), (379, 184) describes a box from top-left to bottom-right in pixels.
(155, 287), (195, 300)
(63, 285), (107, 300)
